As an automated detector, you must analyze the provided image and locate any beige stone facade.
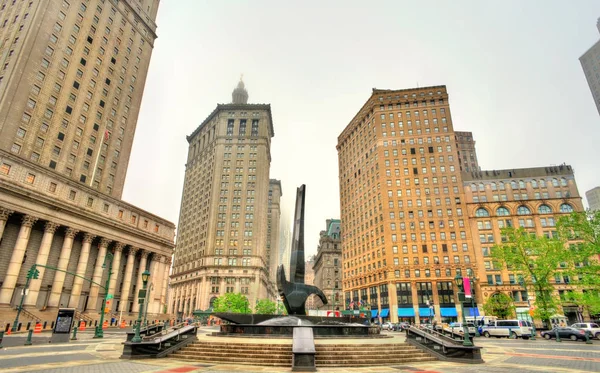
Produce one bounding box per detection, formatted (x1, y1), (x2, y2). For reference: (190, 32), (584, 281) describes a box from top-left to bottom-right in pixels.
(267, 180), (282, 288)
(463, 165), (588, 323)
(580, 18), (600, 117)
(337, 86), (478, 324)
(0, 0), (159, 199)
(313, 219), (342, 311)
(169, 81), (278, 317)
(0, 149), (174, 318)
(304, 256), (316, 310)
(585, 186), (600, 211)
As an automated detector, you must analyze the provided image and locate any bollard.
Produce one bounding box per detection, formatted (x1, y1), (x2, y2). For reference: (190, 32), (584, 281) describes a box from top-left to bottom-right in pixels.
(26, 322), (31, 330)
(17, 322), (22, 331)
(43, 321), (47, 330)
(0, 330), (4, 348)
(51, 321), (55, 330)
(24, 329), (33, 346)
(71, 326), (78, 341)
(555, 328), (561, 342)
(585, 330), (592, 344)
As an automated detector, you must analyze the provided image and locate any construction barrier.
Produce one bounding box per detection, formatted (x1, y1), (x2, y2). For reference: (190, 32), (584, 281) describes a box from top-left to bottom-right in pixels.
(34, 323), (42, 334)
(79, 321), (86, 332)
(103, 321), (108, 330)
(120, 321), (126, 329)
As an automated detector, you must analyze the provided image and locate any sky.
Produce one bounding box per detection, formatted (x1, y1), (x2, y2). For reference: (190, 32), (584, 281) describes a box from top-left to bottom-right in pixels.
(122, 0), (600, 259)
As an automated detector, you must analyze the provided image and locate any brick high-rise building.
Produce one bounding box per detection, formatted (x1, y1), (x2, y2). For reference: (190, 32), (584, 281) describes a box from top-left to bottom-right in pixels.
(463, 165), (586, 323)
(337, 86), (478, 324)
(455, 131), (479, 172)
(169, 80), (277, 317)
(0, 0), (175, 321)
(580, 17), (600, 117)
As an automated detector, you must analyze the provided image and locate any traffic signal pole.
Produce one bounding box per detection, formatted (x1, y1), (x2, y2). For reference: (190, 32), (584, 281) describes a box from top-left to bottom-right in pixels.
(12, 266), (39, 332)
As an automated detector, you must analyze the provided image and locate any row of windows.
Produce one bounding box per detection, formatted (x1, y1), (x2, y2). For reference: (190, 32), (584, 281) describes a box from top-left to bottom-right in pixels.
(474, 204), (574, 217)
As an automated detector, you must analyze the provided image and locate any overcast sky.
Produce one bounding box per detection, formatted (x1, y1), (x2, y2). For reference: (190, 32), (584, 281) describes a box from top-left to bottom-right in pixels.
(122, 0), (600, 259)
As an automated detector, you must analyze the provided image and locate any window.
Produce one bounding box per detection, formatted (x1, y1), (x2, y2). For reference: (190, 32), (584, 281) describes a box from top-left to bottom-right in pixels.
(68, 190), (76, 200)
(11, 143), (21, 154)
(0, 163), (11, 175)
(48, 182), (57, 193)
(560, 203), (573, 213)
(475, 208), (489, 217)
(496, 207), (510, 216)
(538, 204), (552, 214)
(516, 205), (531, 215)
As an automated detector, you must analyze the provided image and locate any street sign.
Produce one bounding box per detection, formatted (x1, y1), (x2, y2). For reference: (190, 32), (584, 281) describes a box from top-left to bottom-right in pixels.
(106, 294), (113, 300)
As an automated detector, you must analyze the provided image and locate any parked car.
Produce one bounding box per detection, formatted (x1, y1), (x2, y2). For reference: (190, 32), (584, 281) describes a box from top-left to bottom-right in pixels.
(381, 322), (394, 330)
(481, 319), (533, 339)
(541, 327), (588, 341)
(570, 323), (600, 339)
(443, 322), (477, 337)
(392, 322), (410, 331)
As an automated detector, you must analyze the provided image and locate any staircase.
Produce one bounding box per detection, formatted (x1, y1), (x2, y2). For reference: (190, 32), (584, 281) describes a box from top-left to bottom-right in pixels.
(170, 340), (436, 367)
(315, 342), (436, 367)
(170, 341), (292, 366)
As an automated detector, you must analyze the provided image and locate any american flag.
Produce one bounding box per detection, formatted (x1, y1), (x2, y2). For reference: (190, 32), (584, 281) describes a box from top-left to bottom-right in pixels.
(104, 130), (110, 141)
(349, 301), (354, 309)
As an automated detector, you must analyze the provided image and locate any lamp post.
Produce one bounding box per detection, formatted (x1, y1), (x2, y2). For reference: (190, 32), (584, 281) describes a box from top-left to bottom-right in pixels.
(132, 269), (150, 343)
(12, 266), (39, 332)
(469, 276), (480, 337)
(454, 274), (473, 347)
(94, 252), (113, 338)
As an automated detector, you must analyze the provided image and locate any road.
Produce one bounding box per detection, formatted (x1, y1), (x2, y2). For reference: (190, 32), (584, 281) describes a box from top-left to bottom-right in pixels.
(0, 328), (598, 372)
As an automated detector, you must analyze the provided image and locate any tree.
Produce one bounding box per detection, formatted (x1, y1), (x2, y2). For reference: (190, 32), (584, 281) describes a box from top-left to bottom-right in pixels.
(255, 299), (277, 315)
(212, 293), (251, 314)
(492, 227), (570, 325)
(482, 292), (515, 319)
(557, 210), (600, 315)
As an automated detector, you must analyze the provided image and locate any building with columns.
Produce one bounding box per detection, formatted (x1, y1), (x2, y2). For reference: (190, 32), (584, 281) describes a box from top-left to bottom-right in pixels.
(313, 219), (342, 311)
(0, 0), (175, 323)
(169, 80), (278, 317)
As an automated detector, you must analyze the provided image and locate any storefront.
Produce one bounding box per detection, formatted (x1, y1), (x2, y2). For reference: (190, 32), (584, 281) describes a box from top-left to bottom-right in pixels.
(440, 307), (458, 323)
(397, 306), (416, 324)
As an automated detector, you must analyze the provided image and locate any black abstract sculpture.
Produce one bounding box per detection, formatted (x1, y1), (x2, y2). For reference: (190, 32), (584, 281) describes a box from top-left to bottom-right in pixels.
(277, 185), (327, 316)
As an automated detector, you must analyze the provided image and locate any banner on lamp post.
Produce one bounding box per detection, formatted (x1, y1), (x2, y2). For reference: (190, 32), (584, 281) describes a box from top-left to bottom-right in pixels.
(463, 277), (472, 298)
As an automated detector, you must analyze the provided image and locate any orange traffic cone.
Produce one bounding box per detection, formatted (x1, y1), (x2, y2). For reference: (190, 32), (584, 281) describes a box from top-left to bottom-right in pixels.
(34, 323), (42, 334)
(79, 321), (86, 332)
(6, 328), (11, 335)
(103, 321), (108, 330)
(120, 321), (126, 329)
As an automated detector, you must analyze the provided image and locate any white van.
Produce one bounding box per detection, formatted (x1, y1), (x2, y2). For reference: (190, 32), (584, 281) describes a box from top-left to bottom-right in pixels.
(481, 319), (533, 339)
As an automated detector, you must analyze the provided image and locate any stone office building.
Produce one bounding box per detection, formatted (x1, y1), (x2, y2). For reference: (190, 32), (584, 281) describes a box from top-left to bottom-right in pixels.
(0, 0), (176, 321)
(169, 81), (278, 317)
(312, 219), (342, 310)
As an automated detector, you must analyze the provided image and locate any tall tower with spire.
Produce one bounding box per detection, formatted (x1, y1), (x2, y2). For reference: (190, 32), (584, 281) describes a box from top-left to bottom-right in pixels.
(170, 80), (279, 315)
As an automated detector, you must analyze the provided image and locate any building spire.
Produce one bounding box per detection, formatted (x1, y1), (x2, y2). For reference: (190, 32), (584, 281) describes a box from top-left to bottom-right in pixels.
(232, 75), (249, 104)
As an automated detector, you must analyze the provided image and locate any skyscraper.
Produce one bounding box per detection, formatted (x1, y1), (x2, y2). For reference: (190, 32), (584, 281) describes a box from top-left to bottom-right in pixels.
(267, 179), (282, 286)
(586, 186), (600, 211)
(0, 0), (174, 320)
(580, 17), (600, 117)
(169, 80), (277, 317)
(454, 131), (479, 172)
(337, 86), (478, 324)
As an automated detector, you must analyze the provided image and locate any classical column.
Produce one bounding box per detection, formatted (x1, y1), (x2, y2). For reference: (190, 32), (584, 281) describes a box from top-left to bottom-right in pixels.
(118, 247), (138, 312)
(68, 233), (96, 308)
(0, 208), (14, 242)
(107, 243), (124, 312)
(86, 238), (111, 312)
(148, 256), (160, 314)
(160, 256), (171, 314)
(151, 256), (165, 312)
(132, 250), (149, 312)
(25, 222), (60, 307)
(47, 227), (79, 308)
(0, 215), (38, 305)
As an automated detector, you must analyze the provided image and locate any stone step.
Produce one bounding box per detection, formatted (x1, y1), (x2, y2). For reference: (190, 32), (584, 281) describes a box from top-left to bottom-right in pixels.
(316, 356), (437, 365)
(315, 350), (429, 357)
(184, 345), (291, 352)
(171, 354), (291, 366)
(176, 350), (292, 358)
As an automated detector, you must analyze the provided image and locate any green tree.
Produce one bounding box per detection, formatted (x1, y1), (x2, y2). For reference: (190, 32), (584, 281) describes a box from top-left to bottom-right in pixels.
(482, 292), (515, 319)
(557, 210), (600, 315)
(492, 227), (569, 325)
(255, 299), (277, 315)
(212, 293), (251, 314)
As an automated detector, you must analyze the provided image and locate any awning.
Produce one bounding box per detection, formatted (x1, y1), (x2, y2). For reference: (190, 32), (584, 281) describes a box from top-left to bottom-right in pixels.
(380, 309), (389, 318)
(371, 309), (378, 318)
(465, 307), (480, 316)
(397, 308), (415, 317)
(440, 307), (458, 317)
(419, 307), (432, 317)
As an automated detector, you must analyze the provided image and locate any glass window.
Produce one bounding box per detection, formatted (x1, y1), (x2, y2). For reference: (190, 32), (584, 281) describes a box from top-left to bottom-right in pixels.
(496, 207), (510, 216)
(475, 208), (490, 217)
(538, 204), (552, 214)
(560, 203), (573, 213)
(516, 205), (531, 215)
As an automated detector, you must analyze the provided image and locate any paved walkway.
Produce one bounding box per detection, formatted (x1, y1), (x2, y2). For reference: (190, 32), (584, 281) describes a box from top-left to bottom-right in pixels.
(0, 327), (598, 373)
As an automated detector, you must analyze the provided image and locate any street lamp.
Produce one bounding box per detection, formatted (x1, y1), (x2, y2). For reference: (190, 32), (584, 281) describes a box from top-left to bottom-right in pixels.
(94, 252), (114, 338)
(469, 276), (480, 337)
(132, 269), (150, 343)
(454, 273), (473, 347)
